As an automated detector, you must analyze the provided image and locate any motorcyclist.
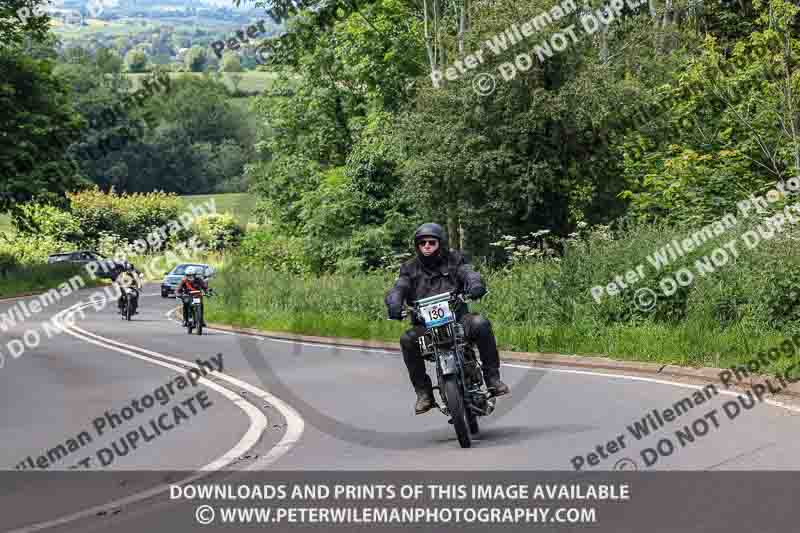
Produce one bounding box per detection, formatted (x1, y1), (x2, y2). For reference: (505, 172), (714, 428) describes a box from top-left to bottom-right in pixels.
(177, 266), (209, 327)
(112, 261), (142, 315)
(385, 223), (510, 415)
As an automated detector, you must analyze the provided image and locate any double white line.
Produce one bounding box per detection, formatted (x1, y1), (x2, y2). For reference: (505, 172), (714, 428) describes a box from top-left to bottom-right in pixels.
(9, 297), (304, 533)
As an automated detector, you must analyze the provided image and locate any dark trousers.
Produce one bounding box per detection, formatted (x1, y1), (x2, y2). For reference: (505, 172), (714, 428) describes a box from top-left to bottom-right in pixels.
(182, 298), (204, 324)
(118, 289), (138, 312)
(182, 299), (196, 323)
(400, 313), (501, 391)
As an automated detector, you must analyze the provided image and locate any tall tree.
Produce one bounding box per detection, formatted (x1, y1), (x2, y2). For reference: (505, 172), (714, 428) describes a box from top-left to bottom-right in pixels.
(0, 0), (52, 49)
(184, 45), (208, 73)
(124, 48), (148, 72)
(0, 47), (88, 212)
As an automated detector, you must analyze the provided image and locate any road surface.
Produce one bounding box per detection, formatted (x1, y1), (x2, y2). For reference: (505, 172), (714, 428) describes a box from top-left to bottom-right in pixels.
(1, 284), (799, 532)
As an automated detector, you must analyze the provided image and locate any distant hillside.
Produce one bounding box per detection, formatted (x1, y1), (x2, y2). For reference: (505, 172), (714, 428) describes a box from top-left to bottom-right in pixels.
(126, 71), (279, 94)
(180, 193), (258, 225)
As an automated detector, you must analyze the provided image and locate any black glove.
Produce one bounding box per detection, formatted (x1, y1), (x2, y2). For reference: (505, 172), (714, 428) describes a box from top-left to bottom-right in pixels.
(467, 285), (487, 300)
(387, 307), (403, 320)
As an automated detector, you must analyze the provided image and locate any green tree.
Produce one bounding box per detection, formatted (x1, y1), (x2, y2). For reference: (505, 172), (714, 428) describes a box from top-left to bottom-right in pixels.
(184, 45), (208, 73)
(0, 0), (52, 48)
(95, 46), (123, 74)
(0, 47), (88, 212)
(124, 48), (148, 73)
(114, 36), (132, 54)
(620, 0), (800, 224)
(220, 51), (242, 73)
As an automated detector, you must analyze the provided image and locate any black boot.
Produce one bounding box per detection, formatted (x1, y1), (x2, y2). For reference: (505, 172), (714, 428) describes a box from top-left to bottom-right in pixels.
(485, 369), (510, 396)
(414, 386), (435, 414)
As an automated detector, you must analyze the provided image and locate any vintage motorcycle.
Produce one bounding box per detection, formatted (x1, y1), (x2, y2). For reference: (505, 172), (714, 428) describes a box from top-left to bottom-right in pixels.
(119, 287), (139, 321)
(402, 291), (496, 448)
(178, 288), (214, 335)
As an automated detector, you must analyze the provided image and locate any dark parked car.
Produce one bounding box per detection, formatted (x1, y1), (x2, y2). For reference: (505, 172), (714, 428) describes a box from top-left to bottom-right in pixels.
(47, 250), (115, 278)
(161, 263), (215, 298)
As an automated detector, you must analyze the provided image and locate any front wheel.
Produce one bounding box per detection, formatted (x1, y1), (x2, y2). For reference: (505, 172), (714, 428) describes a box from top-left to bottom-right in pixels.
(443, 375), (471, 448)
(125, 297), (133, 321)
(467, 410), (479, 435)
(186, 307), (193, 334)
(195, 305), (203, 336)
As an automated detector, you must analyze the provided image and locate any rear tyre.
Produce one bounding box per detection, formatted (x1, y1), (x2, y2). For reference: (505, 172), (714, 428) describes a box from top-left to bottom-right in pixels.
(443, 375), (471, 448)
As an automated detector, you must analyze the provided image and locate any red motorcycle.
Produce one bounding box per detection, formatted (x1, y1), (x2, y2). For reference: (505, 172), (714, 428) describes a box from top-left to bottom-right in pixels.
(178, 288), (214, 335)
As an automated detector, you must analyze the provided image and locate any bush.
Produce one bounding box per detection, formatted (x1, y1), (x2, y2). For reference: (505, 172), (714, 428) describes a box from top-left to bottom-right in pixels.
(237, 229), (313, 275)
(96, 231), (129, 258)
(12, 203), (83, 243)
(192, 213), (243, 251)
(67, 187), (182, 250)
(0, 234), (67, 266)
(0, 248), (17, 277)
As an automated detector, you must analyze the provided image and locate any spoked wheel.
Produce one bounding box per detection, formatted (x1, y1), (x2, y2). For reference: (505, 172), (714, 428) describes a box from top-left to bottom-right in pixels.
(186, 309), (193, 334)
(125, 298), (133, 321)
(443, 375), (471, 448)
(195, 306), (203, 336)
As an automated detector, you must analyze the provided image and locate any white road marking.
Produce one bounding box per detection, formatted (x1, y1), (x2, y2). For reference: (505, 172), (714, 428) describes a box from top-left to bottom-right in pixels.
(198, 314), (800, 415)
(501, 363), (800, 414)
(12, 287), (800, 531)
(8, 299), (304, 533)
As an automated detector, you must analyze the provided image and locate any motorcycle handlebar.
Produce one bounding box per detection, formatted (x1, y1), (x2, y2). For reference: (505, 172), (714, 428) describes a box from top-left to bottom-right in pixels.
(390, 291), (487, 321)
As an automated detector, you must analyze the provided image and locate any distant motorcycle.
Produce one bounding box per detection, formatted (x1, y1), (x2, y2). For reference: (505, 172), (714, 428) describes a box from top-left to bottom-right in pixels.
(120, 287), (139, 321)
(402, 291), (496, 448)
(178, 288), (214, 335)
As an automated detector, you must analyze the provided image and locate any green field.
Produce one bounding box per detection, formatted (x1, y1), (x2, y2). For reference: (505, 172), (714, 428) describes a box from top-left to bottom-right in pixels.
(54, 16), (242, 38)
(179, 193), (258, 226)
(126, 71), (278, 93)
(0, 213), (12, 235)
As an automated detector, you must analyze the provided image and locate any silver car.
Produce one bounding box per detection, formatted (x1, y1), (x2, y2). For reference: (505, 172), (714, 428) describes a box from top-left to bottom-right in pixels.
(160, 263), (215, 298)
(47, 250), (115, 278)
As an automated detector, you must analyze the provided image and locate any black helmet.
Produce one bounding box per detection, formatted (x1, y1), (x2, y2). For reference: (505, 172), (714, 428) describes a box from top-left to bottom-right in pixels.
(413, 223), (448, 266)
(414, 222), (447, 248)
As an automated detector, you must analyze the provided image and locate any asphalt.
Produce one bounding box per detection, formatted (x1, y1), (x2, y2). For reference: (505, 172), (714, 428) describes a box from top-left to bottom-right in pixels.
(2, 283), (800, 532)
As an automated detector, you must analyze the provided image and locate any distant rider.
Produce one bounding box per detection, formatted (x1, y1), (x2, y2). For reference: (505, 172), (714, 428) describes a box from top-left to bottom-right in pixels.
(177, 266), (209, 327)
(385, 223), (510, 415)
(112, 261), (143, 315)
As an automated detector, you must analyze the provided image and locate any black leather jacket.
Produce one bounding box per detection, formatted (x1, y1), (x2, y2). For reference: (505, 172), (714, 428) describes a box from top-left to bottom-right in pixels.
(385, 250), (485, 324)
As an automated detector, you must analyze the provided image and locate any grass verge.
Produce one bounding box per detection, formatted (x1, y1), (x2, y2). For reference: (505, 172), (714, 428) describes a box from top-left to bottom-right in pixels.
(0, 263), (105, 299)
(206, 263), (797, 375)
